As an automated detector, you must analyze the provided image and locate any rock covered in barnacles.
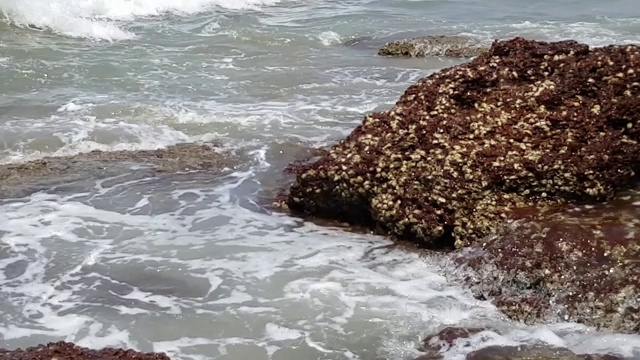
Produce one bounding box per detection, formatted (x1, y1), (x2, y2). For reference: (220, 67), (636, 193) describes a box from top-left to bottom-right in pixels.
(378, 35), (488, 58)
(0, 341), (170, 360)
(454, 191), (640, 333)
(464, 345), (624, 360)
(287, 37), (640, 249)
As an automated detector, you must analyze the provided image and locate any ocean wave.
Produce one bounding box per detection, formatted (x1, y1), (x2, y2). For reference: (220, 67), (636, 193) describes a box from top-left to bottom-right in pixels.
(0, 0), (290, 41)
(453, 19), (640, 47)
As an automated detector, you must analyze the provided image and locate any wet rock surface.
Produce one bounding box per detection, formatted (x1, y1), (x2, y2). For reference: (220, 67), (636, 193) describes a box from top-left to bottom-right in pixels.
(417, 326), (483, 358)
(465, 345), (624, 360)
(0, 341), (170, 360)
(454, 191), (640, 333)
(378, 35), (488, 58)
(414, 327), (627, 360)
(0, 142), (237, 198)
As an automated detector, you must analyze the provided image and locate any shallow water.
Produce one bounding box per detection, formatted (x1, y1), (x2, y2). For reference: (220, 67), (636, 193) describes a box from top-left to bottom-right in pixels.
(2, 0), (640, 359)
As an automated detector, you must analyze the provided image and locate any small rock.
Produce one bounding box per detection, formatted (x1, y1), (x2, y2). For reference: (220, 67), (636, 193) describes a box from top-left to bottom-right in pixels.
(465, 345), (624, 360)
(0, 142), (238, 198)
(0, 341), (170, 360)
(378, 35), (488, 58)
(342, 35), (375, 47)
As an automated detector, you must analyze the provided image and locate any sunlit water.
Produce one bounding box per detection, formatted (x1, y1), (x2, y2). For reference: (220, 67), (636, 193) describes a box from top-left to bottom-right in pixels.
(2, 0), (640, 359)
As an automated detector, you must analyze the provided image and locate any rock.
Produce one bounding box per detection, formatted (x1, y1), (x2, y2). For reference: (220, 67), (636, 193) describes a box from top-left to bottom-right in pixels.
(378, 35), (488, 58)
(0, 142), (238, 198)
(413, 329), (627, 359)
(465, 345), (624, 360)
(0, 341), (170, 359)
(421, 326), (484, 354)
(342, 35), (375, 47)
(26, 24), (44, 31)
(285, 37), (640, 251)
(454, 191), (640, 333)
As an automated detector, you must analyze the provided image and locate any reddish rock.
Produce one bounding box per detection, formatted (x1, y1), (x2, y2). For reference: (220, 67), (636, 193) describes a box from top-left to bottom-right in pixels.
(421, 326), (484, 353)
(283, 37), (640, 332)
(286, 37), (640, 250)
(455, 191), (640, 333)
(0, 341), (170, 360)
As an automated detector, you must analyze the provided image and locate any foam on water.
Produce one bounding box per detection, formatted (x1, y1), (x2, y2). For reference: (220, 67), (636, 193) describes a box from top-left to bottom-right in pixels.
(0, 0), (290, 40)
(2, 0), (640, 358)
(457, 19), (640, 47)
(0, 67), (411, 163)
(0, 101), (275, 164)
(1, 162), (640, 359)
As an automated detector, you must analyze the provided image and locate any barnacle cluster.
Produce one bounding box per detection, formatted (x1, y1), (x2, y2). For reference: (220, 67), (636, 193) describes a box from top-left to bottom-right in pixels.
(288, 38), (640, 250)
(459, 193), (640, 333)
(377, 35), (488, 58)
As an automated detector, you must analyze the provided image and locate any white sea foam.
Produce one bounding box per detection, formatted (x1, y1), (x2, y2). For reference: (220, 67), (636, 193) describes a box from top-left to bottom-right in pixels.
(0, 89), (397, 164)
(1, 161), (640, 359)
(0, 103), (262, 164)
(0, 0), (290, 40)
(2, 2), (640, 358)
(318, 31), (342, 46)
(458, 19), (640, 47)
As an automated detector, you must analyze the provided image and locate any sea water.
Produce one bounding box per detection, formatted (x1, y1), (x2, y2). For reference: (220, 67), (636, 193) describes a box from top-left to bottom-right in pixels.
(1, 0), (640, 359)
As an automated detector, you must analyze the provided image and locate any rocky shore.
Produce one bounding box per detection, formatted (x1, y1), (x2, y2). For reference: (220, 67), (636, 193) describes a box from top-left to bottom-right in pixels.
(377, 35), (488, 58)
(0, 342), (169, 360)
(3, 37), (640, 359)
(282, 36), (640, 341)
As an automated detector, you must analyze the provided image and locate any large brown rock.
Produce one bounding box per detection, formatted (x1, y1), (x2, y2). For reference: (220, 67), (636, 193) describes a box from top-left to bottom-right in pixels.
(286, 37), (640, 250)
(0, 341), (170, 360)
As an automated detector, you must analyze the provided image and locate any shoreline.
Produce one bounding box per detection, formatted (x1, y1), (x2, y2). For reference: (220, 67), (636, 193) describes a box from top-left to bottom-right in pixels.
(2, 34), (640, 359)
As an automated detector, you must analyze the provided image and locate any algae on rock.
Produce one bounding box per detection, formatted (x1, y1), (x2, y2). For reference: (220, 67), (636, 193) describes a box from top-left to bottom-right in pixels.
(287, 37), (640, 249)
(378, 35), (488, 58)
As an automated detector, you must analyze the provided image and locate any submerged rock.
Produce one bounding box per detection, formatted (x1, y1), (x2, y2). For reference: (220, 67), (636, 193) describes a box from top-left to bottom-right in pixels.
(342, 35), (375, 47)
(286, 37), (640, 250)
(378, 35), (488, 58)
(284, 37), (640, 332)
(415, 326), (483, 359)
(465, 345), (623, 360)
(454, 191), (640, 333)
(414, 329), (626, 359)
(0, 142), (237, 198)
(415, 327), (624, 360)
(0, 341), (170, 360)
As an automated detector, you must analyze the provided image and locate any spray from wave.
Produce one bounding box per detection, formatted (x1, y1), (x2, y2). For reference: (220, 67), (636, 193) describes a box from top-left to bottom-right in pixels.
(0, 0), (288, 41)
